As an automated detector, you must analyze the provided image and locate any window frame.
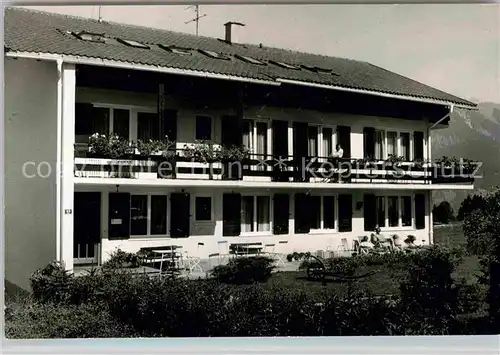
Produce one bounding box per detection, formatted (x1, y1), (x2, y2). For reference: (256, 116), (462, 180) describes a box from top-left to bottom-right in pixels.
(307, 123), (337, 159)
(308, 193), (339, 234)
(369, 193), (416, 231)
(243, 118), (272, 159)
(128, 193), (169, 237)
(240, 193), (273, 236)
(194, 115), (214, 142)
(193, 195), (214, 222)
(364, 126), (417, 161)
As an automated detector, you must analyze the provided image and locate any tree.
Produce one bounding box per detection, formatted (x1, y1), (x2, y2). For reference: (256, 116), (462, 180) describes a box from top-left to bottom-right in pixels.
(457, 194), (487, 221)
(433, 201), (455, 224)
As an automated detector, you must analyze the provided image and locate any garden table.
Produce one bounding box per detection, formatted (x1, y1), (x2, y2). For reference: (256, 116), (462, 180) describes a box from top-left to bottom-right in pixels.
(151, 246), (182, 276)
(230, 243), (263, 257)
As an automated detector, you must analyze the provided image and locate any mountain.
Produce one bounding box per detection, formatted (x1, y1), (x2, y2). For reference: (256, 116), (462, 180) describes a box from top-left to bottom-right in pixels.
(432, 102), (500, 212)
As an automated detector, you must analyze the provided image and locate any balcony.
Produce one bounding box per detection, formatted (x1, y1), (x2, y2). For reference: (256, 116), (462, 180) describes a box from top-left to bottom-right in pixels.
(74, 142), (477, 186)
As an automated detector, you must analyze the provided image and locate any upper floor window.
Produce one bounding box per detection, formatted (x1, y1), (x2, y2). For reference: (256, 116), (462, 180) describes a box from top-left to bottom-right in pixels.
(308, 124), (336, 158)
(137, 112), (160, 141)
(195, 115), (212, 141)
(243, 119), (270, 159)
(364, 127), (415, 161)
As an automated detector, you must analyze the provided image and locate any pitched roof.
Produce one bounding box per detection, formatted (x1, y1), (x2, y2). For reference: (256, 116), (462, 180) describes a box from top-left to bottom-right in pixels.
(4, 7), (476, 108)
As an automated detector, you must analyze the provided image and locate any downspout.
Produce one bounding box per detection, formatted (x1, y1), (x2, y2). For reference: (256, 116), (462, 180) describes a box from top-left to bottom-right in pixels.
(426, 104), (454, 245)
(56, 59), (63, 265)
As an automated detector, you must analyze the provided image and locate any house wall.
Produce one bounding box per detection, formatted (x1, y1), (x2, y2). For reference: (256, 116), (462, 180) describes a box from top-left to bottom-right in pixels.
(75, 185), (431, 262)
(75, 87), (430, 160)
(4, 58), (59, 290)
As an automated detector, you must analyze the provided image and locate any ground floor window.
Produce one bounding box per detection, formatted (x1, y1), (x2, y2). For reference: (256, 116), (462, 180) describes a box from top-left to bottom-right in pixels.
(310, 195), (336, 230)
(130, 194), (168, 236)
(241, 195), (271, 233)
(364, 194), (415, 230)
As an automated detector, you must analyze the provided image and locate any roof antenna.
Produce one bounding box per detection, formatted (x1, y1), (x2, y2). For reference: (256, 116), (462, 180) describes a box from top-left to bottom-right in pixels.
(185, 5), (207, 36)
(97, 6), (102, 23)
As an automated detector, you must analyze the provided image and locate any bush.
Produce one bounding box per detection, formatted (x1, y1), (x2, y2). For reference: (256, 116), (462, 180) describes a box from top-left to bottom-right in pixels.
(5, 301), (136, 338)
(210, 256), (276, 285)
(103, 248), (143, 269)
(30, 261), (73, 304)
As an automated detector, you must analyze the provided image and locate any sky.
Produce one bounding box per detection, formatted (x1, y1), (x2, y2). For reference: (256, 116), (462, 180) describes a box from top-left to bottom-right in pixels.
(25, 4), (500, 103)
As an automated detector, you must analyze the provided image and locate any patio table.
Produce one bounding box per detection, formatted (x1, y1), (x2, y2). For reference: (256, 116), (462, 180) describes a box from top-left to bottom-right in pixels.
(230, 243), (263, 257)
(151, 246), (182, 274)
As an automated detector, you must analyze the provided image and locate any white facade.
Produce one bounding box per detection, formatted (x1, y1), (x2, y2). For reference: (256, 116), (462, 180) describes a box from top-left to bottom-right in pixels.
(4, 57), (473, 288)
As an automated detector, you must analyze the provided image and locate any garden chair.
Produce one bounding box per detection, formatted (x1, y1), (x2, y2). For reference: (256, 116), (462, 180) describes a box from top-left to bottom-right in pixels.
(273, 240), (289, 267)
(183, 242), (204, 274)
(337, 238), (352, 256)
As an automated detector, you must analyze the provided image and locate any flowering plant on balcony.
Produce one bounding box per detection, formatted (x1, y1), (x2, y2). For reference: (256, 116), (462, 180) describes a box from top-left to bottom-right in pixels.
(385, 154), (405, 165)
(215, 145), (251, 162)
(136, 139), (164, 157)
(183, 141), (217, 163)
(88, 133), (133, 158)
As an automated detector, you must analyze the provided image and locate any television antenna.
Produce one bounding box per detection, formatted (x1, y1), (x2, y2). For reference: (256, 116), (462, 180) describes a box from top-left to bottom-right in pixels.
(185, 5), (207, 36)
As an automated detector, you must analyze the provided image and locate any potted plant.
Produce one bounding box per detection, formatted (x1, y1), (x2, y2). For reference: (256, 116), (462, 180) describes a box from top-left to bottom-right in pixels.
(135, 139), (164, 159)
(88, 133), (109, 158)
(216, 145), (251, 180)
(183, 141), (216, 163)
(107, 134), (134, 159)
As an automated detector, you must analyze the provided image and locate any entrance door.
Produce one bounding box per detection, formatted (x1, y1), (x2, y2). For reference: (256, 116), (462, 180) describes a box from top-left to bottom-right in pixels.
(170, 193), (190, 238)
(74, 192), (101, 264)
(108, 192), (131, 240)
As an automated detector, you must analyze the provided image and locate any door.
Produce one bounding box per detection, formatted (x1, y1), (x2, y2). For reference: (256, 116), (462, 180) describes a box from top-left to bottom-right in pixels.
(108, 192), (131, 240)
(170, 193), (190, 238)
(223, 193), (241, 236)
(293, 122), (309, 181)
(337, 125), (351, 159)
(74, 192), (101, 264)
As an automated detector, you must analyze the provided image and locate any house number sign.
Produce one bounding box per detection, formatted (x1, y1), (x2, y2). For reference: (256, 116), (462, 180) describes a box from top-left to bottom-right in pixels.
(64, 209), (72, 215)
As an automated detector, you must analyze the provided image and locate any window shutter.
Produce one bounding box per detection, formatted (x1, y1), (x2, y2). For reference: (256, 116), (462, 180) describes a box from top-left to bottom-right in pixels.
(162, 109), (178, 143)
(75, 103), (94, 136)
(272, 120), (289, 157)
(108, 193), (131, 240)
(364, 194), (377, 231)
(273, 193), (289, 235)
(337, 125), (351, 159)
(223, 193), (241, 236)
(170, 193), (190, 238)
(363, 127), (375, 159)
(338, 194), (353, 232)
(415, 193), (426, 230)
(294, 193), (311, 234)
(414, 131), (424, 160)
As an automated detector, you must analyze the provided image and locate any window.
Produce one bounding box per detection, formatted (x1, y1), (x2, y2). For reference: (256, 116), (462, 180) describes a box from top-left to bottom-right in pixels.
(234, 54), (266, 65)
(364, 128), (414, 161)
(130, 195), (148, 236)
(310, 196), (336, 231)
(400, 132), (410, 161)
(92, 107), (110, 135)
(243, 119), (270, 160)
(268, 60), (300, 70)
(241, 196), (271, 234)
(375, 130), (385, 160)
(308, 126), (319, 157)
(159, 44), (192, 55)
(198, 49), (230, 60)
(116, 38), (150, 49)
(195, 115), (212, 141)
(137, 112), (159, 141)
(113, 109), (130, 139)
(72, 31), (105, 43)
(151, 195), (167, 235)
(387, 131), (397, 156)
(195, 197), (212, 221)
(402, 196), (412, 227)
(308, 124), (336, 158)
(301, 64), (332, 74)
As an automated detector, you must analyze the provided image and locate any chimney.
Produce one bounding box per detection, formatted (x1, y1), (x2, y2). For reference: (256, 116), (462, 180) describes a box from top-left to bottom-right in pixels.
(224, 21), (245, 44)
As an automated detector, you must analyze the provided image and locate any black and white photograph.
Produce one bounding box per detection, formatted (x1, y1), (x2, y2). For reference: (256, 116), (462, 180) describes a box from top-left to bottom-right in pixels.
(2, 2), (499, 347)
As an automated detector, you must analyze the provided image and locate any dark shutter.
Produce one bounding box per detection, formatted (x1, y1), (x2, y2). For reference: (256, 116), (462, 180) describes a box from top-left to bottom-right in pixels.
(338, 194), (352, 232)
(170, 193), (190, 238)
(415, 193), (426, 230)
(294, 193), (310, 234)
(414, 131), (424, 160)
(293, 122), (309, 182)
(162, 109), (178, 143)
(273, 193), (289, 235)
(221, 115), (242, 147)
(363, 194), (377, 231)
(272, 120), (289, 157)
(108, 193), (131, 240)
(337, 125), (351, 159)
(75, 103), (94, 136)
(223, 193), (241, 236)
(363, 127), (375, 159)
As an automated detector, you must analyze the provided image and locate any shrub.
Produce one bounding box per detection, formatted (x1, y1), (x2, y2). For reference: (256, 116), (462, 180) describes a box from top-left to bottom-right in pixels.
(30, 261), (73, 304)
(209, 256), (276, 285)
(103, 248), (143, 269)
(5, 301), (136, 338)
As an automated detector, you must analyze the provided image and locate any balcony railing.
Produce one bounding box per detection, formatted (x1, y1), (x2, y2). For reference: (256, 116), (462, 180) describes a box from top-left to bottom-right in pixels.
(74, 145), (477, 185)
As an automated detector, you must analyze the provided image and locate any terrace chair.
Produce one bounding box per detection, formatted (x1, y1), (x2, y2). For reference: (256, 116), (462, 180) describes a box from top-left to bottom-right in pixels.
(336, 238), (350, 256)
(183, 242), (204, 274)
(274, 240), (289, 267)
